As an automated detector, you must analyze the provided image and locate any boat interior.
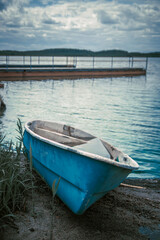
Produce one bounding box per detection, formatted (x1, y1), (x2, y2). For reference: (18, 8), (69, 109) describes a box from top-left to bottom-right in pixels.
(28, 120), (125, 161)
(30, 120), (94, 146)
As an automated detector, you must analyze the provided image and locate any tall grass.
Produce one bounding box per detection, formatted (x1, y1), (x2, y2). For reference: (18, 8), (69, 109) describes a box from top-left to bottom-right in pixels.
(0, 119), (60, 235)
(0, 95), (6, 111)
(0, 120), (33, 228)
(50, 178), (61, 240)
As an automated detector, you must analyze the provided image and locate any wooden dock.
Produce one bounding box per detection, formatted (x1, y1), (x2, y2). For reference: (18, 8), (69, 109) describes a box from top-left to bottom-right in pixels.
(0, 56), (147, 81)
(0, 68), (146, 81)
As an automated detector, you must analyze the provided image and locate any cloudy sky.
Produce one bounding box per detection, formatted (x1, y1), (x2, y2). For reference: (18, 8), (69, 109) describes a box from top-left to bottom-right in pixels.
(0, 0), (160, 52)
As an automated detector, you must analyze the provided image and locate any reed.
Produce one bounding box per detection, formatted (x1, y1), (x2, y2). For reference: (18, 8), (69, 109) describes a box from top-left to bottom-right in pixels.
(0, 120), (33, 228)
(0, 118), (60, 234)
(0, 95), (6, 111)
(29, 144), (35, 216)
(50, 177), (61, 240)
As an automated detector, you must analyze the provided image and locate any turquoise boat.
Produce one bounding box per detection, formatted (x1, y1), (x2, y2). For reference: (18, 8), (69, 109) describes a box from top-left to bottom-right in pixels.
(23, 120), (139, 215)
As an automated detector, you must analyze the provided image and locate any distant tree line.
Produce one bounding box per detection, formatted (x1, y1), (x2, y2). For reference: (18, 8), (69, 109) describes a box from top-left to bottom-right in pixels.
(0, 48), (160, 57)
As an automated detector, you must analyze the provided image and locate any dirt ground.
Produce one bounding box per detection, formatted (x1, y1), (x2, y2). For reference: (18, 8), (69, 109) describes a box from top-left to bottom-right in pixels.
(1, 177), (160, 240)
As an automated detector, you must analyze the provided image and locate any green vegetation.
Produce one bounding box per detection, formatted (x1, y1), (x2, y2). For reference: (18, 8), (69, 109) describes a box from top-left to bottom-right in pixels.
(0, 95), (6, 112)
(0, 119), (60, 235)
(50, 178), (61, 240)
(0, 48), (160, 57)
(0, 120), (33, 228)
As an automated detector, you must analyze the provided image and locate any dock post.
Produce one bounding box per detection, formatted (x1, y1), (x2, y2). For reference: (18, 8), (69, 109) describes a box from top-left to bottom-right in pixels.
(145, 57), (148, 71)
(129, 57), (131, 68)
(52, 56), (54, 69)
(131, 57), (134, 68)
(76, 56), (78, 66)
(66, 56), (68, 66)
(111, 57), (113, 68)
(93, 56), (94, 69)
(30, 56), (32, 70)
(6, 56), (8, 70)
(73, 56), (75, 67)
(23, 56), (25, 66)
(74, 56), (77, 67)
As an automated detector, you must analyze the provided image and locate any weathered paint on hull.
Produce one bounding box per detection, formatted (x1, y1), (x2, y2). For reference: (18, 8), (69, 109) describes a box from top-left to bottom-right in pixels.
(23, 129), (132, 214)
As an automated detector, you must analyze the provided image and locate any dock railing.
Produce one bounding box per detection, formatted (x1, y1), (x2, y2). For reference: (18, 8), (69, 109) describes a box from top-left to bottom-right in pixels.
(0, 56), (148, 71)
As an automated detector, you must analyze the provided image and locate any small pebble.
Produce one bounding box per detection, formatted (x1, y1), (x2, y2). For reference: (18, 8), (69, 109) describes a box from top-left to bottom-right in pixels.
(29, 227), (35, 232)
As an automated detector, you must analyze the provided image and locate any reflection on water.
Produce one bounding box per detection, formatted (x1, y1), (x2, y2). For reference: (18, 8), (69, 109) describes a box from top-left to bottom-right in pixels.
(0, 58), (160, 179)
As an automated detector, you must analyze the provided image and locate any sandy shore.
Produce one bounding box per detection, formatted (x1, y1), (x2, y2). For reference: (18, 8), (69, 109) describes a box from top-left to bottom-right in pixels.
(1, 174), (160, 240)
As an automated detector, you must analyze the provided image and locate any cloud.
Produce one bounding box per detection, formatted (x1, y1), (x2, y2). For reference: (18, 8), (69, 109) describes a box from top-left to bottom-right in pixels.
(0, 0), (160, 52)
(6, 23), (22, 28)
(0, 0), (6, 11)
(42, 15), (61, 25)
(0, 0), (29, 11)
(29, 0), (55, 7)
(0, 0), (18, 11)
(97, 10), (117, 24)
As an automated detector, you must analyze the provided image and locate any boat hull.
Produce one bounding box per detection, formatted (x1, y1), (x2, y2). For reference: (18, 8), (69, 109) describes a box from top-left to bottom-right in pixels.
(23, 128), (132, 214)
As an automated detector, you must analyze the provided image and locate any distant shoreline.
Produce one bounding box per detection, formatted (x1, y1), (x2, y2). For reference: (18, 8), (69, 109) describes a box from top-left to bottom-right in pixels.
(0, 48), (160, 57)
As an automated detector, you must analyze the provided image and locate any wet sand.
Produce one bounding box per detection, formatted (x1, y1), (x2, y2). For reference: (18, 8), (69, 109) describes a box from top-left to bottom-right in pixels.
(1, 175), (160, 240)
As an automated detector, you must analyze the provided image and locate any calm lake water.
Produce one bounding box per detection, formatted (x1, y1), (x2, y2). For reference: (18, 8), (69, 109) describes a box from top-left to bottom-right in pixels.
(0, 58), (160, 179)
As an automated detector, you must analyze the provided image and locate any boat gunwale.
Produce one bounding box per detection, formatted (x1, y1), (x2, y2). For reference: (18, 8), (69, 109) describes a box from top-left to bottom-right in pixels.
(24, 120), (139, 170)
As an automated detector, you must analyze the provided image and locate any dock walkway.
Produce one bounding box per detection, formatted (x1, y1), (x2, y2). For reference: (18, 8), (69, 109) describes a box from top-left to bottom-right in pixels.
(0, 56), (147, 81)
